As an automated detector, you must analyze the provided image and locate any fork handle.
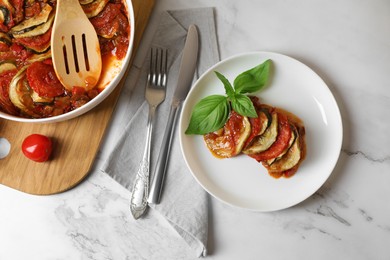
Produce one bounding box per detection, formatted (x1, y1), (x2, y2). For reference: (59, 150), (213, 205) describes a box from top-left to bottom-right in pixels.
(148, 104), (181, 204)
(130, 105), (156, 219)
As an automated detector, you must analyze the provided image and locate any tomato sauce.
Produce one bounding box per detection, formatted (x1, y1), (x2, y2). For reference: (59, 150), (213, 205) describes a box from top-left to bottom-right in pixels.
(0, 70), (18, 114)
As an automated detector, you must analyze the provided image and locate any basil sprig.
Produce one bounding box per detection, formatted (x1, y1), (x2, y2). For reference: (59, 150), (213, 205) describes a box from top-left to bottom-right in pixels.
(185, 59), (271, 135)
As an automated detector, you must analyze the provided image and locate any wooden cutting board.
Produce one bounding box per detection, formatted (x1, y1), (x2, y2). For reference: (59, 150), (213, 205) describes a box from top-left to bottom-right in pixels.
(0, 0), (155, 195)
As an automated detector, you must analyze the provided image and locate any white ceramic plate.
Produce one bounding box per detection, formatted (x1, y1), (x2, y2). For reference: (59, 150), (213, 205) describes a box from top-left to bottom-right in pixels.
(179, 52), (343, 212)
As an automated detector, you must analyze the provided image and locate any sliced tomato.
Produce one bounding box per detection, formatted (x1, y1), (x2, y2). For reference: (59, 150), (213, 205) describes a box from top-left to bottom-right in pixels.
(26, 61), (65, 98)
(249, 112), (292, 161)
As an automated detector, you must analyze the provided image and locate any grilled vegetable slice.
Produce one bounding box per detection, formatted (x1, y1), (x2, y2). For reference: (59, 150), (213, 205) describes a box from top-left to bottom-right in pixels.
(0, 61), (16, 74)
(8, 54), (56, 117)
(243, 107), (272, 149)
(0, 6), (11, 28)
(266, 123), (297, 165)
(82, 0), (110, 18)
(12, 12), (54, 39)
(14, 28), (52, 53)
(264, 124), (306, 178)
(248, 112), (293, 161)
(8, 66), (33, 114)
(264, 128), (301, 172)
(243, 110), (278, 154)
(204, 111), (251, 158)
(0, 32), (11, 45)
(11, 4), (52, 36)
(79, 0), (95, 5)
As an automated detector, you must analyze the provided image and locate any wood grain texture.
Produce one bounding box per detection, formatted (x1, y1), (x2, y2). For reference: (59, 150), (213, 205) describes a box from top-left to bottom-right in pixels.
(0, 0), (155, 195)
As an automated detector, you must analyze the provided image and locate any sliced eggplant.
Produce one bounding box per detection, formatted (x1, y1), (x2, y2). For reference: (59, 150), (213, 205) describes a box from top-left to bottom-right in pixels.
(265, 131), (302, 173)
(82, 0), (110, 18)
(243, 112), (278, 154)
(11, 4), (52, 36)
(12, 12), (54, 39)
(0, 61), (16, 74)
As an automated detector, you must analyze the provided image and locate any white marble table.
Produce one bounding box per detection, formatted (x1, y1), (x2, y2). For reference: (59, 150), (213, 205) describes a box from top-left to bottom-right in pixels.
(1, 0), (389, 259)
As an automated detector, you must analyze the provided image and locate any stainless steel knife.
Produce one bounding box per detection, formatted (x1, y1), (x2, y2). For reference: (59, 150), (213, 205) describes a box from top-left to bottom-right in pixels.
(148, 24), (199, 204)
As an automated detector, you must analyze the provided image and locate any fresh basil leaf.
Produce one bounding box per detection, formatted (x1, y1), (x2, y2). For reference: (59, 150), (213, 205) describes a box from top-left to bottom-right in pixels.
(185, 95), (230, 135)
(233, 59), (271, 94)
(214, 71), (235, 100)
(231, 94), (257, 118)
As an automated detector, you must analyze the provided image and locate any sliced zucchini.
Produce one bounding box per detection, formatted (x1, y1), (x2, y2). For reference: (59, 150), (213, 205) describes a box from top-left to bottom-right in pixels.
(27, 50), (52, 63)
(235, 116), (251, 155)
(0, 0), (15, 14)
(0, 32), (11, 44)
(17, 34), (51, 54)
(243, 112), (278, 154)
(266, 124), (297, 165)
(266, 131), (301, 173)
(11, 4), (52, 36)
(82, 0), (110, 18)
(79, 0), (95, 5)
(12, 12), (54, 39)
(0, 0), (14, 17)
(258, 108), (272, 134)
(244, 108), (272, 149)
(0, 61), (16, 74)
(22, 40), (51, 53)
(0, 6), (11, 26)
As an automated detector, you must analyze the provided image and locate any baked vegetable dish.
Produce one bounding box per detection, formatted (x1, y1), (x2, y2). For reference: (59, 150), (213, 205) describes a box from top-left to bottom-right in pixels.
(0, 0), (130, 118)
(185, 60), (306, 178)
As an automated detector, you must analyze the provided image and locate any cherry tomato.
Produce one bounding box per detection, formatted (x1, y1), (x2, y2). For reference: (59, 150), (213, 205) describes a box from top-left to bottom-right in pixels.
(22, 134), (53, 162)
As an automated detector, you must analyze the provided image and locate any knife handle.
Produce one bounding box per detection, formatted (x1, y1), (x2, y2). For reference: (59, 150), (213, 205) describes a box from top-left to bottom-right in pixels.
(148, 104), (180, 204)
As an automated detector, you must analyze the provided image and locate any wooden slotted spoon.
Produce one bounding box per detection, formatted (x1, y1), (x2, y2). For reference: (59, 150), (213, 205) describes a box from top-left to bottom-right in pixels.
(51, 0), (102, 90)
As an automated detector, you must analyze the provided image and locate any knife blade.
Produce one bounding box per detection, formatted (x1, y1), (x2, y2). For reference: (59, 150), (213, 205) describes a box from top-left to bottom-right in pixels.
(148, 24), (199, 204)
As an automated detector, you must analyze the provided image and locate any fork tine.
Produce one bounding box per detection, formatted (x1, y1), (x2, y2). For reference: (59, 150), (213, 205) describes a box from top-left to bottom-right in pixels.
(161, 49), (168, 87)
(148, 48), (168, 87)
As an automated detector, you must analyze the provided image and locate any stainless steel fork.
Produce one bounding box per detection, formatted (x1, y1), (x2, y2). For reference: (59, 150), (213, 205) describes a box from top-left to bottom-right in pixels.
(130, 48), (168, 219)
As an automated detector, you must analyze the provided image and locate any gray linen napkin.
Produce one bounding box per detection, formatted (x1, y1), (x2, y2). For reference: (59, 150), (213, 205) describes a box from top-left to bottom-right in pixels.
(101, 8), (219, 257)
